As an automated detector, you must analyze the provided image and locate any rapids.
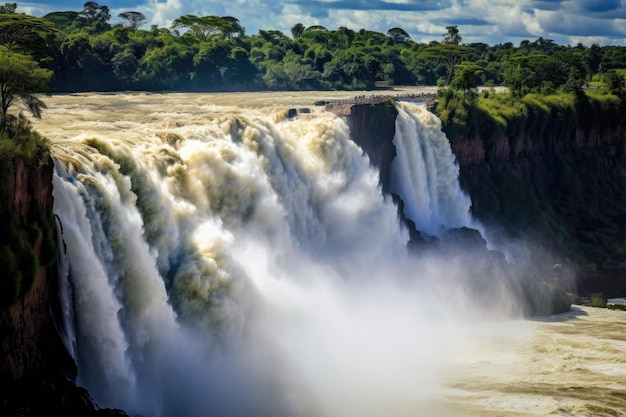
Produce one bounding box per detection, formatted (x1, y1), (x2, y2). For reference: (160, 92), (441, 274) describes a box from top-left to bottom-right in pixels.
(32, 91), (626, 417)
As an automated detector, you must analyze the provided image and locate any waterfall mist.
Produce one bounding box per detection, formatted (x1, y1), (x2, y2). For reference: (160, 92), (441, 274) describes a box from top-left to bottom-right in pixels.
(47, 93), (534, 417)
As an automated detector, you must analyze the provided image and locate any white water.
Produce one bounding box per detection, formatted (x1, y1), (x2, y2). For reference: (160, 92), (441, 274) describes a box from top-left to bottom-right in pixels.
(34, 92), (626, 417)
(391, 102), (472, 236)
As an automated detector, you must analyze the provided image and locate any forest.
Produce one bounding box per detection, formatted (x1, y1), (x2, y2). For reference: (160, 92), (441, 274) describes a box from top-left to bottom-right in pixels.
(1, 1), (626, 95)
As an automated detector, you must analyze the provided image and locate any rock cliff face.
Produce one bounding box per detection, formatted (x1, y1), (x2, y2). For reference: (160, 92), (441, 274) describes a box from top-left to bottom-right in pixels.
(441, 101), (626, 297)
(342, 100), (399, 194)
(0, 155), (128, 416)
(450, 117), (626, 174)
(0, 157), (74, 379)
(342, 97), (626, 301)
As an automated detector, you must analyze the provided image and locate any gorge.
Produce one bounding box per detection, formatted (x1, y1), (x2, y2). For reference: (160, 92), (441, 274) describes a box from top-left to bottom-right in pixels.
(1, 90), (625, 416)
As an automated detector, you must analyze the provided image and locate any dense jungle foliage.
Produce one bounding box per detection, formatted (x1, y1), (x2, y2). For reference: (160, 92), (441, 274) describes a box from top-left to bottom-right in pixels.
(0, 1), (625, 93)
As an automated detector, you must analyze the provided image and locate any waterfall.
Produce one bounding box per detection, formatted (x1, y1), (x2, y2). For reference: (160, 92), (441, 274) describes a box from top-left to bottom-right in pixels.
(391, 102), (473, 236)
(50, 97), (508, 417)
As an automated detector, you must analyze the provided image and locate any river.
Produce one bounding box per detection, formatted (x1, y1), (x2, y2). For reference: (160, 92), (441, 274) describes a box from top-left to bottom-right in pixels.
(32, 91), (626, 417)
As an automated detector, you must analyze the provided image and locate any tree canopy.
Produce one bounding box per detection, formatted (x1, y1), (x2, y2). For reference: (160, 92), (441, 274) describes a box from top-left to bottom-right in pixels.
(0, 12), (55, 132)
(0, 2), (620, 96)
(0, 47), (52, 132)
(118, 11), (145, 30)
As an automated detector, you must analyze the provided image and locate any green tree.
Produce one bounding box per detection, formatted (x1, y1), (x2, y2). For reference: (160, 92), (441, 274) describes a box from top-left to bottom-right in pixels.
(0, 2), (16, 13)
(0, 14), (58, 54)
(387, 27), (411, 44)
(422, 43), (469, 85)
(503, 60), (530, 97)
(78, 1), (111, 33)
(604, 70), (624, 94)
(118, 11), (146, 31)
(291, 23), (304, 39)
(220, 16), (245, 38)
(329, 26), (355, 49)
(450, 62), (482, 101)
(0, 47), (52, 132)
(80, 1), (110, 24)
(42, 11), (80, 33)
(172, 15), (242, 41)
(443, 25), (462, 45)
(138, 37), (196, 90)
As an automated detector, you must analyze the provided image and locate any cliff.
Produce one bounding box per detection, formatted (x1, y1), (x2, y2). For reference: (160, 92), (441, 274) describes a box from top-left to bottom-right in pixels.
(0, 157), (72, 379)
(343, 100), (571, 316)
(0, 154), (128, 416)
(341, 99), (399, 194)
(437, 92), (626, 297)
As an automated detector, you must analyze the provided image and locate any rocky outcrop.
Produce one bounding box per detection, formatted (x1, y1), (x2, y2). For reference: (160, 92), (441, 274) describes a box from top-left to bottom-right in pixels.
(0, 155), (129, 416)
(0, 157), (73, 380)
(450, 117), (626, 171)
(342, 100), (399, 193)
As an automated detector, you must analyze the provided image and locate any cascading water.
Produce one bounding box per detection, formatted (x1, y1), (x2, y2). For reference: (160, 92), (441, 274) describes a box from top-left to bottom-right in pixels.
(391, 102), (473, 236)
(48, 94), (510, 417)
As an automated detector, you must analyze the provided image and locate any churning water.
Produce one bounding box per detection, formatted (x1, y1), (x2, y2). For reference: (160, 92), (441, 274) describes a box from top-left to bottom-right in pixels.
(33, 91), (626, 417)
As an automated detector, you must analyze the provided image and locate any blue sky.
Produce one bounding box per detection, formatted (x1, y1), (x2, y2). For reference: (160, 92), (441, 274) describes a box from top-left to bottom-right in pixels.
(17, 0), (626, 46)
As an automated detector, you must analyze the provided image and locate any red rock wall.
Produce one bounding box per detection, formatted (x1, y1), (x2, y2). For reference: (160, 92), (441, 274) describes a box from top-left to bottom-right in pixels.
(0, 157), (75, 380)
(450, 122), (626, 170)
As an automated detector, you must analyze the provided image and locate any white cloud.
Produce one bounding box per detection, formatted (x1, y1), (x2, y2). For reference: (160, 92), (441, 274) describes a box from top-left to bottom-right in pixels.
(16, 0), (626, 45)
(147, 0), (185, 27)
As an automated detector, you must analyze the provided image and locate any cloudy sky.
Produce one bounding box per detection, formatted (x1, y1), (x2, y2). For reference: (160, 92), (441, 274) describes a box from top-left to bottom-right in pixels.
(17, 0), (626, 46)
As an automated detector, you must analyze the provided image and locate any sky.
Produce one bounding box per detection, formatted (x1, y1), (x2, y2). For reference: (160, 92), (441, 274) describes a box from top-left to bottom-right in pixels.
(16, 0), (626, 46)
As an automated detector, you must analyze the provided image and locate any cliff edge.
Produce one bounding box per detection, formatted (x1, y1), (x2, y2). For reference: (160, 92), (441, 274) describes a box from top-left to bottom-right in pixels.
(436, 91), (626, 297)
(0, 154), (128, 416)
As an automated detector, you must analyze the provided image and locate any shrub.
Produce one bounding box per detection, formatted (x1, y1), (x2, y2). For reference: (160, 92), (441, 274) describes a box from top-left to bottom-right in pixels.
(590, 296), (607, 308)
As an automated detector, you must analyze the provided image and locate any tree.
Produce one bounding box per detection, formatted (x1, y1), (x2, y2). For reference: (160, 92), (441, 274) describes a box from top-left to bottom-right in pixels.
(604, 70), (624, 94)
(0, 14), (58, 54)
(80, 1), (110, 24)
(450, 62), (482, 101)
(422, 43), (469, 85)
(220, 16), (245, 38)
(582, 44), (601, 74)
(171, 15), (236, 41)
(387, 27), (411, 44)
(0, 3), (17, 14)
(329, 26), (355, 49)
(503, 60), (530, 98)
(118, 11), (146, 31)
(0, 14), (57, 113)
(443, 25), (462, 45)
(291, 23), (304, 39)
(42, 11), (80, 32)
(0, 47), (52, 132)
